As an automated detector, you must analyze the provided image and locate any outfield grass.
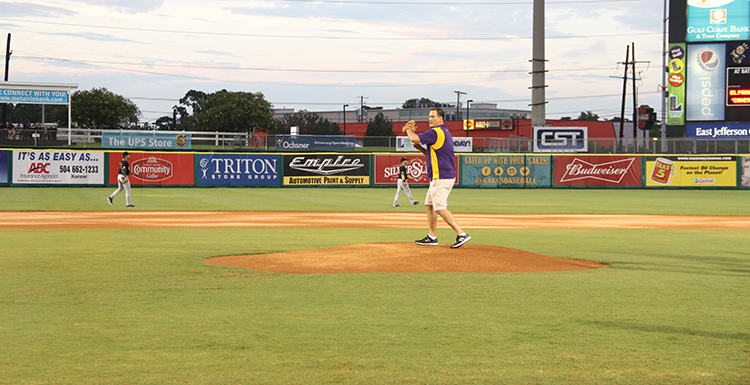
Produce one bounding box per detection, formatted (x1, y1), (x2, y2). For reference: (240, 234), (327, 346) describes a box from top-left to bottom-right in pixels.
(1, 188), (749, 384)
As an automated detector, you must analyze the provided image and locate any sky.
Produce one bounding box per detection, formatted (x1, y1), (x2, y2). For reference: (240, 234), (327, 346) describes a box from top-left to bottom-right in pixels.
(0, 0), (664, 124)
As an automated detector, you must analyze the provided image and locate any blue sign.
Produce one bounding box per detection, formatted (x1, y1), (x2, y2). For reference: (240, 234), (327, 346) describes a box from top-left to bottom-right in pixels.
(196, 154), (280, 186)
(686, 43), (726, 121)
(0, 150), (8, 184)
(102, 131), (191, 150)
(687, 122), (750, 138)
(275, 135), (355, 152)
(0, 89), (69, 104)
(687, 0), (750, 42)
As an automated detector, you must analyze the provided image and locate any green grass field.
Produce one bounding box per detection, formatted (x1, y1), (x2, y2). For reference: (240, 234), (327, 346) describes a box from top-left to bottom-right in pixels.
(1, 187), (749, 384)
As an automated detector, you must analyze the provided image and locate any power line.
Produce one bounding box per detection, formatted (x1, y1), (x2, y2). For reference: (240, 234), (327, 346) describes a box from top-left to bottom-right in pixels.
(0, 18), (660, 41)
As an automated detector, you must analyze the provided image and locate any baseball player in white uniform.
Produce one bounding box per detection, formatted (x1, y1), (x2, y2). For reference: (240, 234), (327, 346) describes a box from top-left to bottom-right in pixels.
(108, 151), (135, 208)
(393, 157), (420, 207)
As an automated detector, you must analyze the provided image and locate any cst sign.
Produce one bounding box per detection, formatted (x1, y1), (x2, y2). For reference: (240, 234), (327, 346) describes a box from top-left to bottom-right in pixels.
(533, 127), (588, 153)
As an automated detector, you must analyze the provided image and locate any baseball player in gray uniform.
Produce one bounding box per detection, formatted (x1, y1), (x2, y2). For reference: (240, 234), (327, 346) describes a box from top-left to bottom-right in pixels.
(108, 151), (135, 208)
(393, 157), (420, 207)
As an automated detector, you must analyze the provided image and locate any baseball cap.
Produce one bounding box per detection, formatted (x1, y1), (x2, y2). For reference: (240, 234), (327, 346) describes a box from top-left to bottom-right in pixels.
(400, 157), (407, 162)
(123, 151), (130, 157)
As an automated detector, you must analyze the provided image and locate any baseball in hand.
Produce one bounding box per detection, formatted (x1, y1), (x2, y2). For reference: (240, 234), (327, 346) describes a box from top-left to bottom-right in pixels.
(402, 120), (417, 133)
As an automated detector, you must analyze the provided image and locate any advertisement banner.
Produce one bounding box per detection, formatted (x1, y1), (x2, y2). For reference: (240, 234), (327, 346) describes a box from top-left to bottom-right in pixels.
(687, 0), (750, 42)
(668, 44), (686, 124)
(686, 43), (726, 121)
(283, 154), (370, 186)
(12, 150), (104, 185)
(460, 155), (552, 188)
(0, 150), (8, 184)
(740, 156), (750, 187)
(275, 135), (355, 152)
(0, 88), (69, 104)
(554, 156), (642, 187)
(196, 154), (280, 186)
(532, 127), (588, 152)
(686, 122), (750, 137)
(102, 131), (191, 150)
(396, 136), (473, 152)
(108, 152), (194, 186)
(373, 154), (460, 186)
(646, 156), (736, 187)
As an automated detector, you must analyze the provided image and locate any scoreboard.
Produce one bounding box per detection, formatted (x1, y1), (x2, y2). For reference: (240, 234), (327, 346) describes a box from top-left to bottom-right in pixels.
(727, 67), (750, 105)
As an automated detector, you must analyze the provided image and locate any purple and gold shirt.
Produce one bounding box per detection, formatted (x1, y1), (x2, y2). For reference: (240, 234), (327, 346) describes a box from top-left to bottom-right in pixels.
(417, 124), (456, 181)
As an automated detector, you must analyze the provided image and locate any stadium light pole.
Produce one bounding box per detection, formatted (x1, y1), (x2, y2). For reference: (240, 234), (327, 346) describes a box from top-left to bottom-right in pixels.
(466, 100), (473, 137)
(343, 104), (349, 135)
(454, 91), (466, 121)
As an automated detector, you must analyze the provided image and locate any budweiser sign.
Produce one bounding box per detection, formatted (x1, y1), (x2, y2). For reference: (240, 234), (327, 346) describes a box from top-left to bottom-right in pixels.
(559, 157), (637, 184)
(131, 157), (173, 182)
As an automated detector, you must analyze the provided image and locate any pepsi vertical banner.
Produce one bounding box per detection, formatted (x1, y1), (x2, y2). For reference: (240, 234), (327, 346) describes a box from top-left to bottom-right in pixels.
(668, 44), (686, 125)
(196, 154), (280, 186)
(686, 43), (726, 121)
(687, 0), (750, 42)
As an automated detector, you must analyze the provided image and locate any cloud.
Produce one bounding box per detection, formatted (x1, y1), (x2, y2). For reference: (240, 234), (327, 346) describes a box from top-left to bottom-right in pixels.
(0, 2), (77, 17)
(73, 0), (164, 14)
(54, 32), (144, 44)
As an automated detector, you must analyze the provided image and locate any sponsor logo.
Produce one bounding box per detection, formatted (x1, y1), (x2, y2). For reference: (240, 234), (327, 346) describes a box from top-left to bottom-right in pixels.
(559, 158), (636, 184)
(200, 156), (278, 181)
(695, 178), (716, 184)
(730, 43), (749, 64)
(698, 50), (720, 71)
(277, 139), (310, 149)
(131, 157), (173, 181)
(669, 73), (685, 87)
(176, 134), (188, 148)
(534, 127), (588, 152)
(670, 46), (685, 60)
(289, 155), (364, 175)
(710, 9), (727, 24)
(384, 159), (427, 181)
(27, 163), (50, 174)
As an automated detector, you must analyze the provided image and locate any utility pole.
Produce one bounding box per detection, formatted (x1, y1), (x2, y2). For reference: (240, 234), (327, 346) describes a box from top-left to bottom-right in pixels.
(632, 42), (638, 143)
(618, 45), (629, 139)
(357, 95), (368, 123)
(454, 91), (466, 121)
(530, 0), (547, 127)
(2, 33), (11, 126)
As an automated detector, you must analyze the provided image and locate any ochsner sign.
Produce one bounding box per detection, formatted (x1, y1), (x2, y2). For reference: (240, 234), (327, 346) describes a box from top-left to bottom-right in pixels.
(554, 156), (642, 186)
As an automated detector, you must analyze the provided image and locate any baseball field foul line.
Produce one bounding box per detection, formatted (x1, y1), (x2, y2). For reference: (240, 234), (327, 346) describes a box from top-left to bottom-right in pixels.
(1, 211), (750, 229)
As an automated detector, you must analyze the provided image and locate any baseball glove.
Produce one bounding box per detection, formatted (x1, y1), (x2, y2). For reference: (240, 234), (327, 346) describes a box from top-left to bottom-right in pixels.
(401, 120), (417, 133)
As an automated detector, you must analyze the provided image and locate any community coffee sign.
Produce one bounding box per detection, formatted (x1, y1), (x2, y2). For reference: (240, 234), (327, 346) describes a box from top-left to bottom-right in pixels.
(108, 152), (194, 186)
(283, 154), (370, 185)
(554, 156), (642, 186)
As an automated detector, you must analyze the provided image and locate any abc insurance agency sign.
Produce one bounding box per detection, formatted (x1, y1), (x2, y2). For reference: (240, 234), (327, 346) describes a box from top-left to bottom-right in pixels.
(554, 156), (642, 187)
(646, 156), (737, 187)
(461, 155), (551, 187)
(283, 154), (370, 186)
(373, 154), (460, 186)
(197, 154), (279, 186)
(108, 152), (194, 186)
(12, 150), (104, 185)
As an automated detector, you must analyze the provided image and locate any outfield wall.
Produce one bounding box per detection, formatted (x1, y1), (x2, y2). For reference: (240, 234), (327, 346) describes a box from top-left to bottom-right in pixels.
(0, 148), (747, 189)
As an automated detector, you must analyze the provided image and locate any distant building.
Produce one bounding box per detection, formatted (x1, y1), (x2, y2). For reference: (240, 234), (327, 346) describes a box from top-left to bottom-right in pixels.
(273, 103), (530, 124)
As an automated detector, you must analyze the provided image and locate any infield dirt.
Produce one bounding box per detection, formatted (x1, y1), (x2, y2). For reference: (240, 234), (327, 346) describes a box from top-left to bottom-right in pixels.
(4, 211), (747, 274)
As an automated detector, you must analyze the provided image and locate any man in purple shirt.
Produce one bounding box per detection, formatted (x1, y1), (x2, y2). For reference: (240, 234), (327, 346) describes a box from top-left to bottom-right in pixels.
(404, 108), (471, 249)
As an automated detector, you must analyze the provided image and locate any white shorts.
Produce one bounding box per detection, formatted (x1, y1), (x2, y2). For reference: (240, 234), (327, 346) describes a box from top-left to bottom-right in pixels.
(424, 178), (454, 211)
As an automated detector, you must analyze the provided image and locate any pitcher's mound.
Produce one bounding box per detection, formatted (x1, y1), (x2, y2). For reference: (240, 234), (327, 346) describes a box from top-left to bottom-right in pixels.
(204, 242), (607, 274)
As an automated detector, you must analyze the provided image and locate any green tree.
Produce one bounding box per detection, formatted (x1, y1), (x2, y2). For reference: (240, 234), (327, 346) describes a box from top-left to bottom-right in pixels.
(364, 112), (394, 147)
(402, 97), (440, 109)
(193, 90), (275, 134)
(274, 110), (342, 135)
(52, 87), (140, 129)
(575, 111), (600, 121)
